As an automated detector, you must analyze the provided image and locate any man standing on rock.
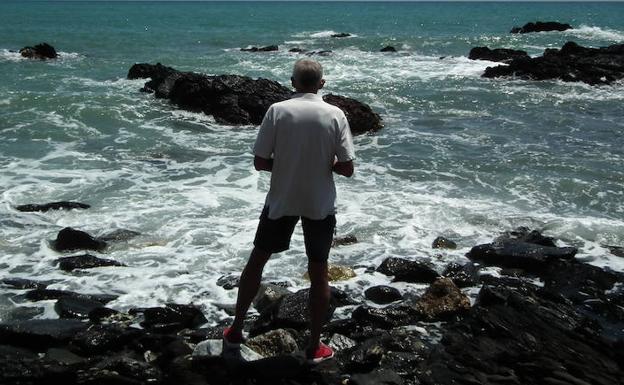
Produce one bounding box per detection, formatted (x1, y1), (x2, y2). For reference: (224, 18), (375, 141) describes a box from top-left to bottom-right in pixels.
(223, 58), (355, 364)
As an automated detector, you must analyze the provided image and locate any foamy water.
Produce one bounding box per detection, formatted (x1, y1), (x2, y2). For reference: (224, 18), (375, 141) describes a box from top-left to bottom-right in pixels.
(1, 0), (624, 323)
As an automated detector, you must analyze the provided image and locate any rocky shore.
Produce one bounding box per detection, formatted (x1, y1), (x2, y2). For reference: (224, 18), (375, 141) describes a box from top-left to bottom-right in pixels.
(127, 63), (383, 135)
(476, 41), (624, 85)
(2, 203), (623, 385)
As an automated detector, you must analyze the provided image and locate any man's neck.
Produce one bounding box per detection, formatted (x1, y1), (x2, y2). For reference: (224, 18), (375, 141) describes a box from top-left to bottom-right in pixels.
(295, 89), (319, 94)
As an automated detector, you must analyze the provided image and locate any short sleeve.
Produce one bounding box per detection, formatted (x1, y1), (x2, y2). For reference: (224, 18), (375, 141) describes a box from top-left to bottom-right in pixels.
(335, 113), (355, 162)
(253, 106), (276, 158)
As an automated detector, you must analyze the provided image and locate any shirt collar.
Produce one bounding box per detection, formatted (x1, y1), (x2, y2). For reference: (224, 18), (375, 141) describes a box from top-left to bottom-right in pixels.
(292, 92), (323, 101)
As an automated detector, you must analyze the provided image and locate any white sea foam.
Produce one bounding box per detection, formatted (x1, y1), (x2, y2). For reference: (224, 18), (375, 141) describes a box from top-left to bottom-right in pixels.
(0, 49), (83, 63)
(294, 30), (358, 39)
(569, 25), (624, 42)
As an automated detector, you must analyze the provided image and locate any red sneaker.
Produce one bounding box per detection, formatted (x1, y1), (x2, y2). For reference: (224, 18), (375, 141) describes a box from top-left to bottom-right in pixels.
(222, 327), (244, 351)
(307, 342), (335, 364)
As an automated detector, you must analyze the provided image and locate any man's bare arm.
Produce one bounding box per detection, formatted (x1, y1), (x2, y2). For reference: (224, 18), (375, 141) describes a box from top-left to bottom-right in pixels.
(254, 155), (273, 172)
(333, 160), (354, 177)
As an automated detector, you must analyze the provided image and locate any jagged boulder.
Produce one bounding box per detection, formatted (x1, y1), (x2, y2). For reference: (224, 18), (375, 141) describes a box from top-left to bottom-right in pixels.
(376, 257), (440, 283)
(241, 45), (278, 52)
(442, 262), (479, 288)
(483, 41), (624, 85)
(51, 227), (107, 252)
(127, 63), (382, 135)
(19, 43), (57, 59)
(510, 21), (573, 34)
(468, 47), (529, 63)
(380, 46), (397, 53)
(364, 285), (403, 304)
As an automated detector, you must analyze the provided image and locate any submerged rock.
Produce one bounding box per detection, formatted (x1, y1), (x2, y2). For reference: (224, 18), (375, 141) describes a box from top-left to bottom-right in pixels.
(376, 257), (440, 283)
(431, 236), (457, 249)
(332, 234), (358, 247)
(25, 289), (117, 304)
(483, 41), (624, 85)
(98, 229), (141, 242)
(495, 226), (557, 247)
(51, 227), (107, 252)
(216, 274), (240, 290)
(241, 45), (278, 52)
(468, 46), (529, 63)
(510, 21), (573, 34)
(128, 63), (382, 135)
(19, 43), (58, 59)
(56, 254), (125, 271)
(15, 201), (90, 212)
(380, 46), (397, 53)
(1, 277), (47, 290)
(331, 33), (351, 38)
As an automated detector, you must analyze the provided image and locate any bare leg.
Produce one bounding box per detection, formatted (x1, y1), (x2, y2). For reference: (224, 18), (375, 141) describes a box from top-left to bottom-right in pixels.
(230, 247), (272, 332)
(307, 259), (330, 351)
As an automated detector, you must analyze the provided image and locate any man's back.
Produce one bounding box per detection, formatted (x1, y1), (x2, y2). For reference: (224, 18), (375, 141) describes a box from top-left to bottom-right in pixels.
(254, 93), (354, 220)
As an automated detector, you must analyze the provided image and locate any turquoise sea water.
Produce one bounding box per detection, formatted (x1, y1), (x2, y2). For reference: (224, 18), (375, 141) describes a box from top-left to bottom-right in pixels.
(1, 1), (624, 322)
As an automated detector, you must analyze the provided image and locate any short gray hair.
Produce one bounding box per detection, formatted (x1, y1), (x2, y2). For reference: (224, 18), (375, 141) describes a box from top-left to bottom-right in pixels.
(292, 58), (323, 88)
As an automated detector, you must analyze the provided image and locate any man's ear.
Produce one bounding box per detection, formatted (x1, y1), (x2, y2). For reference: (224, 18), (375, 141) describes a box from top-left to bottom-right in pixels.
(318, 79), (325, 90)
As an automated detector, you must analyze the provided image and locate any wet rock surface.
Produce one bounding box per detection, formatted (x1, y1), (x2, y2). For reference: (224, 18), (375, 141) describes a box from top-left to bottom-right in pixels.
(51, 227), (107, 252)
(15, 201), (90, 212)
(510, 21), (573, 34)
(431, 236), (457, 249)
(56, 254), (126, 271)
(128, 63), (382, 135)
(19, 43), (58, 59)
(376, 257), (440, 283)
(241, 45), (278, 52)
(2, 228), (623, 384)
(380, 46), (397, 52)
(483, 41), (624, 85)
(468, 46), (529, 63)
(364, 285), (403, 304)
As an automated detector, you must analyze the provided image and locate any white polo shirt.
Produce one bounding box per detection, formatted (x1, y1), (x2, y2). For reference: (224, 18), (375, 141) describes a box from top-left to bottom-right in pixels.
(253, 93), (356, 220)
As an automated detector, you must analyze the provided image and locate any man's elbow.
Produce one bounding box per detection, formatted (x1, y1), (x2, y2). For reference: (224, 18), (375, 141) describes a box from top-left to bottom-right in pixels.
(334, 161), (354, 177)
(254, 156), (273, 172)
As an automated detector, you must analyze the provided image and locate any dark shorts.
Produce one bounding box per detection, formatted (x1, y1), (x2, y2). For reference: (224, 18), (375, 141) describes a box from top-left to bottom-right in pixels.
(253, 206), (336, 262)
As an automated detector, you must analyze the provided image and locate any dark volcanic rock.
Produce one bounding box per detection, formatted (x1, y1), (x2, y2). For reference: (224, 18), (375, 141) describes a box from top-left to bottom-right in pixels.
(1, 277), (47, 290)
(376, 257), (440, 283)
(380, 46), (397, 53)
(15, 201), (90, 212)
(253, 283), (292, 313)
(606, 245), (624, 258)
(19, 43), (58, 59)
(25, 289), (118, 304)
(216, 274), (240, 290)
(468, 46), (529, 63)
(332, 234), (358, 247)
(495, 227), (557, 247)
(70, 324), (142, 355)
(135, 303), (208, 332)
(415, 281), (623, 385)
(412, 278), (470, 321)
(466, 239), (576, 272)
(322, 94), (383, 135)
(442, 262), (479, 288)
(128, 63), (382, 135)
(54, 296), (104, 319)
(364, 285), (403, 304)
(0, 319), (88, 350)
(349, 369), (404, 385)
(251, 288), (336, 335)
(56, 254), (125, 271)
(51, 227), (107, 252)
(510, 21), (573, 34)
(431, 236), (457, 249)
(483, 41), (624, 85)
(542, 259), (621, 303)
(352, 303), (418, 329)
(289, 47), (306, 53)
(331, 33), (351, 38)
(308, 50), (333, 56)
(128, 62), (176, 80)
(241, 45), (279, 52)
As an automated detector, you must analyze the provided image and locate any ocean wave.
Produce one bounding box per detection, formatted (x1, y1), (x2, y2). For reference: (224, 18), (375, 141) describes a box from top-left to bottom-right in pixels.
(569, 25), (624, 42)
(293, 30), (358, 39)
